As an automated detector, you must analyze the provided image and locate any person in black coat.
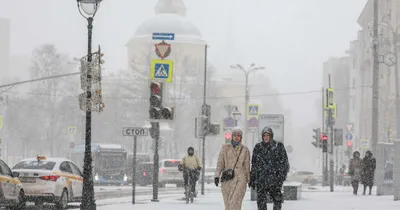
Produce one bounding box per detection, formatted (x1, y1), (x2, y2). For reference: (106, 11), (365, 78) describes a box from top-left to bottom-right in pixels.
(361, 150), (376, 195)
(249, 127), (289, 210)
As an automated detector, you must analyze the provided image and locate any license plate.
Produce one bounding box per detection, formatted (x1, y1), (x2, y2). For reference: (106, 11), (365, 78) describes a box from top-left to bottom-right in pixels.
(20, 177), (36, 183)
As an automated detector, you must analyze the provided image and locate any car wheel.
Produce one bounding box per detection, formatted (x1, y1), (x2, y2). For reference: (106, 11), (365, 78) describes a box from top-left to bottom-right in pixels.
(56, 189), (68, 209)
(9, 190), (25, 210)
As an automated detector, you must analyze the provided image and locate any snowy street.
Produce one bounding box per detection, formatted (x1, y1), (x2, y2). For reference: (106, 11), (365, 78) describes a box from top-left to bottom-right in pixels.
(72, 186), (400, 210)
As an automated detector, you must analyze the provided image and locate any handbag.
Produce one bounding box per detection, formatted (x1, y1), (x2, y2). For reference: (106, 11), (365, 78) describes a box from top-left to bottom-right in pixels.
(220, 146), (243, 182)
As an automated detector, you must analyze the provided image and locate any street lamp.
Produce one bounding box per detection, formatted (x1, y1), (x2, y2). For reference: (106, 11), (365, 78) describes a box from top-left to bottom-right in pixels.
(76, 0), (102, 210)
(230, 63), (265, 138)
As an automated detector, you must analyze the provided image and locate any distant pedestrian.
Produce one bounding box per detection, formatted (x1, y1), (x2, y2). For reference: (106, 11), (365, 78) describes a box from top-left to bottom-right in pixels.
(214, 127), (251, 210)
(249, 127), (289, 210)
(361, 150), (376, 195)
(348, 151), (362, 195)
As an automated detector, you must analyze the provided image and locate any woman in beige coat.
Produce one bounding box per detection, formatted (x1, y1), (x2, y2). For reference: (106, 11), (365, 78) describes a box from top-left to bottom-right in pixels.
(214, 127), (251, 210)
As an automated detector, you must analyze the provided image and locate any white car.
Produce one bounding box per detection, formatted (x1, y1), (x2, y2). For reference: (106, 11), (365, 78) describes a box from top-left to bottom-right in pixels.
(286, 170), (318, 185)
(12, 156), (83, 209)
(0, 158), (25, 210)
(158, 159), (184, 187)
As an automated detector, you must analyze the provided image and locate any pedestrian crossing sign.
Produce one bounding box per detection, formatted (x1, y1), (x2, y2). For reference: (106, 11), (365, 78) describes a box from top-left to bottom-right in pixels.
(150, 59), (174, 83)
(247, 104), (259, 117)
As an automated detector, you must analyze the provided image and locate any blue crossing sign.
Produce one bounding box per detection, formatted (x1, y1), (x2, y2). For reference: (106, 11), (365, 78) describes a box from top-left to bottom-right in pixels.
(345, 133), (353, 140)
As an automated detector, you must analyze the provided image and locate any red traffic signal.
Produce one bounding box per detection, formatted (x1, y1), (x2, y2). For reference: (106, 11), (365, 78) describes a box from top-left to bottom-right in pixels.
(150, 82), (161, 94)
(225, 132), (231, 139)
(320, 134), (328, 141)
(347, 140), (353, 147)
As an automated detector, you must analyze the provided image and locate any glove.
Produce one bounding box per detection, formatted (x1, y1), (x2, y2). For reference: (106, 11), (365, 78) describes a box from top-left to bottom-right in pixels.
(197, 166), (202, 170)
(214, 177), (219, 187)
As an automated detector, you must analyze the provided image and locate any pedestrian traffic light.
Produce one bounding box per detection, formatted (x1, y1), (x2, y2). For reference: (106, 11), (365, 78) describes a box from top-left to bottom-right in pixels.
(311, 128), (321, 148)
(225, 132), (231, 143)
(149, 81), (163, 119)
(347, 140), (353, 147)
(322, 134), (328, 153)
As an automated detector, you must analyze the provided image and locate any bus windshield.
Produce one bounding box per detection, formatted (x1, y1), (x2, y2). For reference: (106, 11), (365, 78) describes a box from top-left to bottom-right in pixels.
(98, 152), (126, 169)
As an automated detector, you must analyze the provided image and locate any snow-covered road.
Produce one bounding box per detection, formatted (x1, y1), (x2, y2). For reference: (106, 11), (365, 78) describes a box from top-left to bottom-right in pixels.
(72, 186), (400, 210)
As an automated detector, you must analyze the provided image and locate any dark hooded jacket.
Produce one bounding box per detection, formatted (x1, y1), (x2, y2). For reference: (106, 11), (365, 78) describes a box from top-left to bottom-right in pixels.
(361, 151), (376, 185)
(250, 127), (289, 187)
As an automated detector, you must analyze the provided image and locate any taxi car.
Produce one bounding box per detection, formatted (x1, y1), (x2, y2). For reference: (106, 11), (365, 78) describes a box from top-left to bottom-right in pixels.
(12, 156), (83, 209)
(0, 158), (25, 210)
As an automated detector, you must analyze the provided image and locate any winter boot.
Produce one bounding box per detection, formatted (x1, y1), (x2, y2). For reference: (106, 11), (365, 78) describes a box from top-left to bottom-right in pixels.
(273, 203), (282, 210)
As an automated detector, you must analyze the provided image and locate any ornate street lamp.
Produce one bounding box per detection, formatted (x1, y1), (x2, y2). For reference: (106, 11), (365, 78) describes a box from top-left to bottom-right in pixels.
(76, 1), (102, 210)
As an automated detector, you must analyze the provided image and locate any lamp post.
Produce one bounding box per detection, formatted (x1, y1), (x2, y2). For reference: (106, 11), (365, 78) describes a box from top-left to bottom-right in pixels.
(76, 1), (102, 209)
(230, 64), (265, 144)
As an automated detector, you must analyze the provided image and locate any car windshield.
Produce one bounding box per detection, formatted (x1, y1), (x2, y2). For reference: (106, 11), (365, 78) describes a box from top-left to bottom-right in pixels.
(164, 160), (180, 167)
(13, 160), (56, 170)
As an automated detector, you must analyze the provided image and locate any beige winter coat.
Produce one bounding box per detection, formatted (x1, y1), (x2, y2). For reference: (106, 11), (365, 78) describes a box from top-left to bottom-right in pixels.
(214, 143), (251, 210)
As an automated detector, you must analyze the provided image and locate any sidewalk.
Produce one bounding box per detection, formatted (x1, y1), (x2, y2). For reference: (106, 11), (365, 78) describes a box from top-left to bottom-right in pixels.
(73, 188), (400, 210)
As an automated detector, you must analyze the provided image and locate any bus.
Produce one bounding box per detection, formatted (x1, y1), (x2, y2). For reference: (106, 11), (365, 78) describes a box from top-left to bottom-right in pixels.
(71, 143), (128, 185)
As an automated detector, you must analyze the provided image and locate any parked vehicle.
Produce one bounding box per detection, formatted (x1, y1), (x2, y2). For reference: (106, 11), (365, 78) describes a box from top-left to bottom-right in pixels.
(158, 159), (183, 187)
(0, 158), (25, 210)
(286, 170), (318, 185)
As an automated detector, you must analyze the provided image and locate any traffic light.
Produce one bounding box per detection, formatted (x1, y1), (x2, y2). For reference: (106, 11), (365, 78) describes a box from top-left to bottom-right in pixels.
(311, 128), (321, 147)
(345, 140), (353, 158)
(149, 81), (163, 119)
(225, 132), (231, 143)
(322, 134), (328, 153)
(149, 81), (174, 120)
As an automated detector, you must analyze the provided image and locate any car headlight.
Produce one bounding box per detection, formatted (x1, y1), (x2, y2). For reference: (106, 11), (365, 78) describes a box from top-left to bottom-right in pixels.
(123, 174), (128, 181)
(94, 174), (99, 181)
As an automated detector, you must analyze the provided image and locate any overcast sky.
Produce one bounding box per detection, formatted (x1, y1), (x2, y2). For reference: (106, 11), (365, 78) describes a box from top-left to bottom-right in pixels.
(0, 0), (367, 125)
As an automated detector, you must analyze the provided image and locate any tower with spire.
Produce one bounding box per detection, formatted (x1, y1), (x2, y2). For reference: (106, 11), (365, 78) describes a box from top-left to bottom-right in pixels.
(155, 0), (186, 16)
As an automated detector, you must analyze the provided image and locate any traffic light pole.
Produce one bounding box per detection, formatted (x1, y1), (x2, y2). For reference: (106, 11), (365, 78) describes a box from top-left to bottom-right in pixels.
(200, 45), (208, 196)
(151, 122), (160, 202)
(328, 75), (334, 192)
(321, 87), (326, 187)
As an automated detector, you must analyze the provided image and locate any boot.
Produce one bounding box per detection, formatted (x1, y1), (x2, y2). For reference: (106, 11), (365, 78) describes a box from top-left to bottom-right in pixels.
(273, 203), (282, 210)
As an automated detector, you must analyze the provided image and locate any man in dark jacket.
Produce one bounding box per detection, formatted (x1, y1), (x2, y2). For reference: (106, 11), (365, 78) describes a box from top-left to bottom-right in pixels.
(361, 150), (376, 195)
(249, 127), (289, 210)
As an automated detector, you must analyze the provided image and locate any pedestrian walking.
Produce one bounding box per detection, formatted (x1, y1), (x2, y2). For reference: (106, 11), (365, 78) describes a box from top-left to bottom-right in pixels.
(348, 151), (362, 195)
(249, 127), (289, 210)
(361, 150), (376, 195)
(214, 127), (251, 210)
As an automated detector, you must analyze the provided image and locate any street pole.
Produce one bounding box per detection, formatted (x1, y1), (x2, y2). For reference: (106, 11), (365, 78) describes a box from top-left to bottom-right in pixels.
(244, 73), (249, 147)
(321, 87), (326, 187)
(201, 44), (208, 196)
(81, 16), (96, 210)
(132, 136), (137, 204)
(371, 0), (379, 155)
(393, 31), (400, 140)
(151, 122), (160, 202)
(328, 75), (334, 192)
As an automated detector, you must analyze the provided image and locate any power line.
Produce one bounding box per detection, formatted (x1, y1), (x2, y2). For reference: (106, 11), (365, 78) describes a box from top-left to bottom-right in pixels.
(5, 84), (373, 100)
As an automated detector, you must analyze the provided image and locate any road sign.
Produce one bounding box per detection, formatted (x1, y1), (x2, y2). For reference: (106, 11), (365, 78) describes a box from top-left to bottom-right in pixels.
(122, 127), (149, 136)
(345, 133), (353, 140)
(0, 116), (2, 129)
(152, 33), (175, 40)
(224, 105), (237, 116)
(223, 116), (235, 128)
(155, 41), (171, 59)
(150, 59), (174, 83)
(67, 126), (76, 135)
(360, 139), (369, 149)
(346, 123), (353, 132)
(258, 114), (285, 143)
(248, 117), (258, 128)
(247, 104), (259, 117)
(326, 88), (335, 108)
